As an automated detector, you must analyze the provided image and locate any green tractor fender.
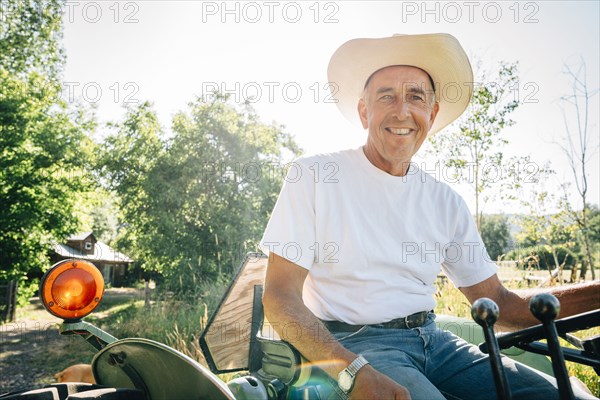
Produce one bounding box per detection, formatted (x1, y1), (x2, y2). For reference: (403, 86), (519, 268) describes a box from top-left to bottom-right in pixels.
(435, 314), (554, 376)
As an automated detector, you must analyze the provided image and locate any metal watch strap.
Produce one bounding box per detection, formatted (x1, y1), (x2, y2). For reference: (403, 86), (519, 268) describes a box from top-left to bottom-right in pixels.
(338, 355), (370, 394)
(346, 355), (369, 378)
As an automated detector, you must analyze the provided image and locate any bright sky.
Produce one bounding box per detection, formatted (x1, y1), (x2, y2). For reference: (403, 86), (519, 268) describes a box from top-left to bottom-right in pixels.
(61, 1), (600, 214)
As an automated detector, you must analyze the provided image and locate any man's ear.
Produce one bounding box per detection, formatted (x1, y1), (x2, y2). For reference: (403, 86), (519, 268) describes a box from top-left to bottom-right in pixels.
(429, 102), (440, 127)
(358, 98), (369, 129)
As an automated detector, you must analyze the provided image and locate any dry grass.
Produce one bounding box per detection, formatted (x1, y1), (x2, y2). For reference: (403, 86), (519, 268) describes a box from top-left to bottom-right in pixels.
(164, 303), (209, 366)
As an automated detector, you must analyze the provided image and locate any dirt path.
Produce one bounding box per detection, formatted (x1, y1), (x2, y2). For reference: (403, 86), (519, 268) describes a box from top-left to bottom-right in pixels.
(0, 289), (139, 395)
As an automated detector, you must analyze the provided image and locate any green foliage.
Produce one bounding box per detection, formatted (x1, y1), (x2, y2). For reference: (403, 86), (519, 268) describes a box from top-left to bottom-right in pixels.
(517, 191), (576, 244)
(15, 277), (39, 308)
(100, 101), (164, 205)
(516, 193), (574, 246)
(510, 191), (581, 280)
(504, 245), (577, 271)
(0, 0), (65, 80)
(560, 186), (599, 272)
(0, 0), (99, 286)
(0, 69), (93, 279)
(428, 61), (521, 229)
(97, 101), (165, 268)
(99, 95), (301, 296)
(88, 194), (120, 244)
(587, 204), (600, 243)
(480, 214), (512, 261)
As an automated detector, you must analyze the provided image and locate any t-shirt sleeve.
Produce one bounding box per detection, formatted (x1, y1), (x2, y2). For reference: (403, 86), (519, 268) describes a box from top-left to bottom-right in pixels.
(441, 198), (498, 287)
(259, 159), (316, 270)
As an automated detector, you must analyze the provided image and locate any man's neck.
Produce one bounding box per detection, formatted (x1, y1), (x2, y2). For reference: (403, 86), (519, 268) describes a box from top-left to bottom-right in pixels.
(361, 145), (412, 177)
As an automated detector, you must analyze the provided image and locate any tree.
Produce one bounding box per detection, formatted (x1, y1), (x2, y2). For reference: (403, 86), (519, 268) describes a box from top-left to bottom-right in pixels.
(428, 61), (520, 230)
(0, 0), (65, 80)
(99, 95), (301, 296)
(480, 214), (512, 262)
(0, 71), (93, 280)
(558, 60), (598, 280)
(97, 101), (165, 271)
(1, 0), (93, 285)
(587, 204), (600, 244)
(515, 191), (577, 284)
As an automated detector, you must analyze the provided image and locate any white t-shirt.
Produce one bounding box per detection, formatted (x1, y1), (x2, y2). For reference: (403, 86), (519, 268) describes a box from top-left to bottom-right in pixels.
(260, 147), (498, 325)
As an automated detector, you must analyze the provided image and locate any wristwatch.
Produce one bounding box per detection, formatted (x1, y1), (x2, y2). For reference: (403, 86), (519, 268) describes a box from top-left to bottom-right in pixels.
(338, 355), (370, 394)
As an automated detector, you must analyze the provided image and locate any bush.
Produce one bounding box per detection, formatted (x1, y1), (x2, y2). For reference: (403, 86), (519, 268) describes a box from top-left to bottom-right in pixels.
(17, 278), (40, 308)
(480, 214), (512, 261)
(504, 245), (577, 270)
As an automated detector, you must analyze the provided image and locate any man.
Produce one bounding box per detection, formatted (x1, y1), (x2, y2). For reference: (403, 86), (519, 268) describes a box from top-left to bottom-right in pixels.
(260, 34), (599, 399)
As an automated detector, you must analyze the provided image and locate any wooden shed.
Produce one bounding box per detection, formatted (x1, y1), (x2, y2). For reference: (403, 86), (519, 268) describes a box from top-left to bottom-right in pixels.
(52, 232), (135, 287)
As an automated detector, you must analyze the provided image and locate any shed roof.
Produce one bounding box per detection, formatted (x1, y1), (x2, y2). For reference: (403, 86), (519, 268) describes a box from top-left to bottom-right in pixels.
(67, 231), (95, 242)
(54, 241), (134, 263)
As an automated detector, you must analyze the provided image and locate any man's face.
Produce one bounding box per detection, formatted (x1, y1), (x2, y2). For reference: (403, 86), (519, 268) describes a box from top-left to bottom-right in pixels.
(358, 65), (439, 176)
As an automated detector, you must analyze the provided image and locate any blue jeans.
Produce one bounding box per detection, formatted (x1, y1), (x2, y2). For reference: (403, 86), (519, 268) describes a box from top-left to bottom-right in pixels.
(328, 313), (597, 400)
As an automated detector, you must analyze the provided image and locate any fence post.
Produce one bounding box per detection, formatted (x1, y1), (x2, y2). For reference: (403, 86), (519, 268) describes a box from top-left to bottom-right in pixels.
(1, 280), (18, 323)
(9, 280), (18, 321)
(0, 283), (5, 322)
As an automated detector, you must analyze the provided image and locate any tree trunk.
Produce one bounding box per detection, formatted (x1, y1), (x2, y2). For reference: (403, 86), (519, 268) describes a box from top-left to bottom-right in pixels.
(570, 261), (579, 283)
(579, 202), (595, 280)
(144, 279), (150, 308)
(1, 280), (18, 323)
(475, 164), (480, 232)
(551, 248), (563, 285)
(581, 231), (596, 280)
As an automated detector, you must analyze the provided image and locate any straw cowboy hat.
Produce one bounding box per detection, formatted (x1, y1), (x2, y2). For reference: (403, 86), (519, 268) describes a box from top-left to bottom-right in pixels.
(327, 33), (473, 135)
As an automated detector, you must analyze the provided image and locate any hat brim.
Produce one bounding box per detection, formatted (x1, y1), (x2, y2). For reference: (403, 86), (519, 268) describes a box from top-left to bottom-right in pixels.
(327, 33), (473, 135)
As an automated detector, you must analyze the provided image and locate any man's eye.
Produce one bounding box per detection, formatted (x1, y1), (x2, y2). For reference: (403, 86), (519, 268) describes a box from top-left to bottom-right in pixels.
(379, 95), (393, 101)
(410, 94), (425, 102)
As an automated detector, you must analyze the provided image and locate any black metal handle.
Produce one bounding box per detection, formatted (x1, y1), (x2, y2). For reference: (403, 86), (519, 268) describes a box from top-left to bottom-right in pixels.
(472, 298), (512, 400)
(529, 294), (575, 400)
(480, 309), (600, 352)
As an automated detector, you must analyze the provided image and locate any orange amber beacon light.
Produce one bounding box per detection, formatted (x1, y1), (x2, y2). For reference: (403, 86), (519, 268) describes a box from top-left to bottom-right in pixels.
(40, 259), (104, 321)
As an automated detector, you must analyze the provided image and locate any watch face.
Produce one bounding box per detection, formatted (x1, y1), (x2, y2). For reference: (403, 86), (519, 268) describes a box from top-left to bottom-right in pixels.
(338, 370), (353, 392)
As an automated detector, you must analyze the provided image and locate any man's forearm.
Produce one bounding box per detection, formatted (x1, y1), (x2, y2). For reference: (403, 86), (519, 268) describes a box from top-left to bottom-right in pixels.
(263, 291), (358, 378)
(497, 280), (600, 330)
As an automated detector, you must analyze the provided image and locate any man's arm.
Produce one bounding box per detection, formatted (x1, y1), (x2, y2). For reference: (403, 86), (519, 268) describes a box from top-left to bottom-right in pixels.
(460, 274), (600, 330)
(262, 252), (411, 399)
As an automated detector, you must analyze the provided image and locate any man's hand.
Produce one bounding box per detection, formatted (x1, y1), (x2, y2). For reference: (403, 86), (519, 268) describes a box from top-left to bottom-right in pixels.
(350, 365), (411, 400)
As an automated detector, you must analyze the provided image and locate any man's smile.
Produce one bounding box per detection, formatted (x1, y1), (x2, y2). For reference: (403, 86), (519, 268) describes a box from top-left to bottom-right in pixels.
(385, 127), (414, 136)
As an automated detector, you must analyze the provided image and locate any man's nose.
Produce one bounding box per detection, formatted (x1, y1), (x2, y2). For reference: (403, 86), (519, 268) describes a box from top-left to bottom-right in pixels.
(393, 96), (411, 119)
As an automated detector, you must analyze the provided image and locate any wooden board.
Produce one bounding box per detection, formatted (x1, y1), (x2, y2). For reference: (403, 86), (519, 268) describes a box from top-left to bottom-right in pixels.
(200, 252), (268, 373)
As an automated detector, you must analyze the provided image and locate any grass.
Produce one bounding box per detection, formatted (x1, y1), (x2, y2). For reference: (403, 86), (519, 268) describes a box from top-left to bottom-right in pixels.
(74, 280), (231, 363)
(3, 282), (228, 391)
(6, 267), (598, 395)
(84, 298), (210, 364)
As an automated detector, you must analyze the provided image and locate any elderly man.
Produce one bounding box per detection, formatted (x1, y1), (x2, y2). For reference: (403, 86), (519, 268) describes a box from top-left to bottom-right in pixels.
(260, 34), (599, 399)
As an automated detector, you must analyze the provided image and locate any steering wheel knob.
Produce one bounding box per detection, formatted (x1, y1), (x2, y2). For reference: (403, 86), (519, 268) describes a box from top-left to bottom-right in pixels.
(529, 293), (560, 322)
(471, 297), (500, 327)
